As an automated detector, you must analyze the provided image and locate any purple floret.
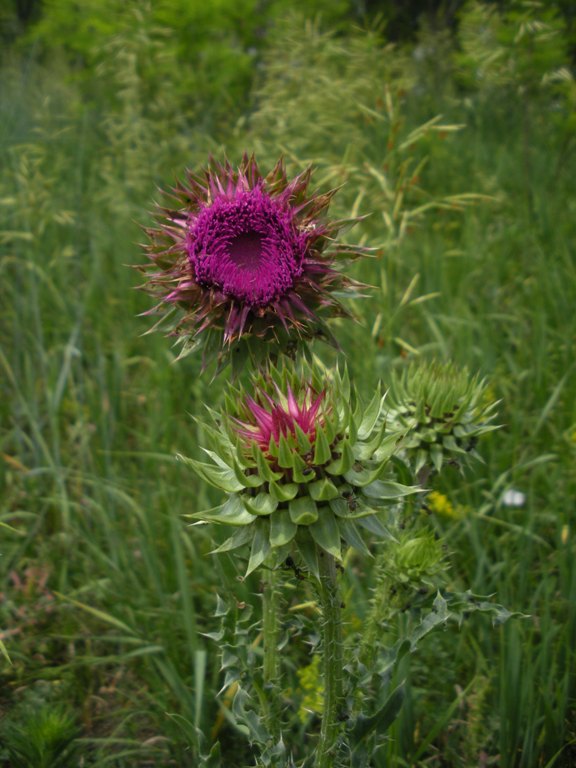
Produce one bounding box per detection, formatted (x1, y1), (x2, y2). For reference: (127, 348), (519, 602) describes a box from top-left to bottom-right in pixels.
(188, 186), (306, 307)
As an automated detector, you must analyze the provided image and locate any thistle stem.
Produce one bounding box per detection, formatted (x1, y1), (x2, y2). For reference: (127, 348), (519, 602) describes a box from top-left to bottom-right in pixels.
(262, 563), (281, 741)
(315, 549), (344, 768)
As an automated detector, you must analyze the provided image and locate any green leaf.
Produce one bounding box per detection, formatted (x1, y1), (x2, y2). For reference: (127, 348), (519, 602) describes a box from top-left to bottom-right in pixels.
(270, 509), (298, 548)
(313, 425), (332, 465)
(246, 520), (271, 576)
(289, 497), (319, 526)
(350, 683), (405, 742)
(176, 454), (245, 493)
(309, 512), (342, 559)
(243, 492), (278, 517)
(309, 477), (340, 501)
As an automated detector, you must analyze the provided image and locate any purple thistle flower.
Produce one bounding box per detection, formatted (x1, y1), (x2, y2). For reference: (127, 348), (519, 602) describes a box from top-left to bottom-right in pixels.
(138, 155), (366, 369)
(234, 385), (325, 454)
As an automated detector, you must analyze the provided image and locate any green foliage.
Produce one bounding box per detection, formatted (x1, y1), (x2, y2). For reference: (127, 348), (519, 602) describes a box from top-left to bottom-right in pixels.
(0, 703), (78, 768)
(0, 5), (575, 767)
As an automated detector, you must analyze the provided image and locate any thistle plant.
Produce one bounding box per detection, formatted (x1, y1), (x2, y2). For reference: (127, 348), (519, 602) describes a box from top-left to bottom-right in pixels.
(138, 155), (510, 768)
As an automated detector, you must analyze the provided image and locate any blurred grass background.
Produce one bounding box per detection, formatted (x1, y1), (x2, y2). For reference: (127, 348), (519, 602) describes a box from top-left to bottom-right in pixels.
(1, 0), (575, 765)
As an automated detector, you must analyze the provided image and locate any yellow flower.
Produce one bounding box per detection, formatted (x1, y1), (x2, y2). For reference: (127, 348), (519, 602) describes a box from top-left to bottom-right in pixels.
(427, 491), (464, 520)
(296, 655), (324, 723)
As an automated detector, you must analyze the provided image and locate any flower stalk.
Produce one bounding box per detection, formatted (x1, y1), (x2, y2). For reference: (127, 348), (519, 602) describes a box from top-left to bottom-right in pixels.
(262, 561), (281, 742)
(315, 548), (344, 768)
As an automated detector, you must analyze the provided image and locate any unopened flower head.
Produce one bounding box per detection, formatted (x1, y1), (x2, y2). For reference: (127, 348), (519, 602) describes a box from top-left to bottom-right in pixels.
(181, 362), (418, 576)
(234, 384), (325, 455)
(386, 360), (499, 474)
(139, 155), (367, 370)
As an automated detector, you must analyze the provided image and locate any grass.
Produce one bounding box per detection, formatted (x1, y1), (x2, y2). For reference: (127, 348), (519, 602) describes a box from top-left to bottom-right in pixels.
(1, 12), (575, 767)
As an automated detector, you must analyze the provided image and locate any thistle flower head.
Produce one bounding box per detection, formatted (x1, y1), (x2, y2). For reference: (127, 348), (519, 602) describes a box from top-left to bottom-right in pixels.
(139, 155), (367, 372)
(181, 362), (419, 577)
(386, 360), (499, 474)
(234, 385), (325, 454)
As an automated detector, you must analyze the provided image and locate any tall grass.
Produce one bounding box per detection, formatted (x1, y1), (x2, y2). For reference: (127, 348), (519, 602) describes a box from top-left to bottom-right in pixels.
(1, 9), (575, 767)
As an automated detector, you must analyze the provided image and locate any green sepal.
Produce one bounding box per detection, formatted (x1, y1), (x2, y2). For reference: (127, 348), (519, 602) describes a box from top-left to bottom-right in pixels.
(363, 479), (422, 501)
(211, 525), (254, 554)
(294, 422), (312, 454)
(185, 493), (254, 526)
(270, 509), (298, 548)
(278, 433), (296, 469)
(309, 477), (340, 501)
(356, 386), (383, 441)
(296, 529), (320, 579)
(253, 444), (283, 483)
(177, 454), (245, 493)
(356, 513), (395, 539)
(313, 425), (332, 465)
(269, 480), (299, 502)
(291, 453), (315, 484)
(246, 519), (271, 576)
(338, 518), (371, 557)
(243, 492), (278, 517)
(232, 459), (263, 489)
(329, 496), (386, 520)
(344, 460), (387, 487)
(289, 497), (319, 526)
(309, 511), (342, 560)
(325, 439), (355, 476)
(372, 431), (403, 462)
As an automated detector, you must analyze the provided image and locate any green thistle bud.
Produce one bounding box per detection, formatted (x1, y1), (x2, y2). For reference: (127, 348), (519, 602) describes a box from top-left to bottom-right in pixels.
(386, 360), (499, 475)
(180, 361), (419, 577)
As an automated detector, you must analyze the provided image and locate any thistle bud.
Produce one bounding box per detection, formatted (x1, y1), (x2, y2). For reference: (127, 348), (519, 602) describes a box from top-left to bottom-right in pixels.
(385, 361), (498, 475)
(181, 362), (419, 576)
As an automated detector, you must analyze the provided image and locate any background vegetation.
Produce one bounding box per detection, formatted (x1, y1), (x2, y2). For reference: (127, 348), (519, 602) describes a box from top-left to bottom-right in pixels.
(1, 1), (575, 765)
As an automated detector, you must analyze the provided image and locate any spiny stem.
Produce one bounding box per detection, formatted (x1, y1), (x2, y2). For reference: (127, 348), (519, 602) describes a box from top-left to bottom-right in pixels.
(262, 562), (281, 741)
(315, 549), (344, 768)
